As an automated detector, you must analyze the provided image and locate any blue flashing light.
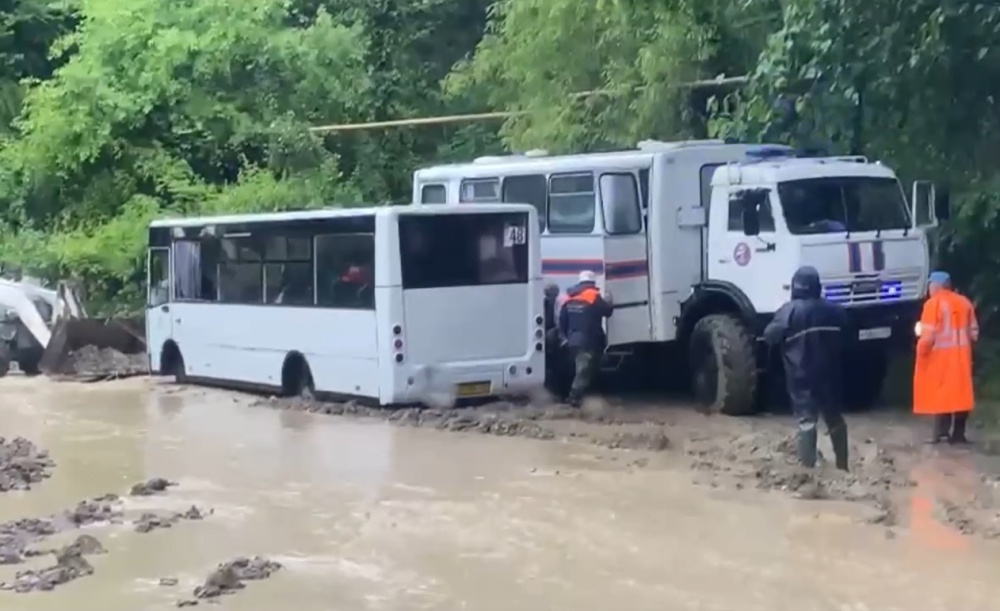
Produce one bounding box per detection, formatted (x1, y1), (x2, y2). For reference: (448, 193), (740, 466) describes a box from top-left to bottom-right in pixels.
(822, 280), (904, 303)
(745, 145), (795, 161)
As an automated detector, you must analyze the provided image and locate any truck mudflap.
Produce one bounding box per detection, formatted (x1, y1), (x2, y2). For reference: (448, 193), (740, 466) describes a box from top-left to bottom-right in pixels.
(39, 316), (147, 379)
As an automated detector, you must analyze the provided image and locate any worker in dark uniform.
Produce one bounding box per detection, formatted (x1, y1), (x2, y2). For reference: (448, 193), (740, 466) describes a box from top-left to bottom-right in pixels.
(764, 265), (851, 470)
(558, 271), (613, 407)
(543, 284), (571, 398)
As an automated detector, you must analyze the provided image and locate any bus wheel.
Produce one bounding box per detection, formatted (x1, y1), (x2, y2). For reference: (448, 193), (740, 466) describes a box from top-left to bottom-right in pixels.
(688, 314), (758, 416)
(282, 353), (314, 400)
(161, 342), (186, 383)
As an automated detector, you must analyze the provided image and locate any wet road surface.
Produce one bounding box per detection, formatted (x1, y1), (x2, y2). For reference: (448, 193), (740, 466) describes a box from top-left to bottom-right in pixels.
(3, 377), (1000, 610)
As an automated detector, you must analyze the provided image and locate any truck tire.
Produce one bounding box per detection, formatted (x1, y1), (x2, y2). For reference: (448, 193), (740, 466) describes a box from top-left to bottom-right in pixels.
(843, 350), (887, 411)
(689, 314), (758, 416)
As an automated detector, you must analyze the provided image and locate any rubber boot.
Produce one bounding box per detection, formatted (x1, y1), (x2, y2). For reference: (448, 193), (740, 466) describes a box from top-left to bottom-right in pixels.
(796, 421), (819, 468)
(829, 423), (849, 471)
(950, 412), (970, 444)
(929, 414), (951, 444)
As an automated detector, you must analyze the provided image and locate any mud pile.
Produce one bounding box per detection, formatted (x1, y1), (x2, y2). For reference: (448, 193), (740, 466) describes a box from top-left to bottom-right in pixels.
(0, 535), (105, 593)
(0, 437), (54, 493)
(65, 346), (148, 379)
(129, 477), (177, 496)
(177, 557), (282, 607)
(686, 430), (912, 502)
(0, 477), (207, 592)
(134, 506), (209, 534)
(258, 396), (674, 450)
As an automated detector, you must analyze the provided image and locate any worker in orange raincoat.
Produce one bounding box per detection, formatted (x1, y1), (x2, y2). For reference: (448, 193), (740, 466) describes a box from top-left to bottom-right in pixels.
(914, 271), (979, 444)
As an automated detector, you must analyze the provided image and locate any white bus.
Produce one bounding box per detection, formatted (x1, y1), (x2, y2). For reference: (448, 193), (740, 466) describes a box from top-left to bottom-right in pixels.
(144, 204), (545, 405)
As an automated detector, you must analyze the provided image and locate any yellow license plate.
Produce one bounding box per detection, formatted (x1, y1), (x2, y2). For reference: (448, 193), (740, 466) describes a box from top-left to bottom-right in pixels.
(456, 381), (491, 398)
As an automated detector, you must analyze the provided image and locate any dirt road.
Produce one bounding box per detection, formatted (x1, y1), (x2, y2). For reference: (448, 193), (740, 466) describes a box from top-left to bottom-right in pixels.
(2, 376), (1000, 610)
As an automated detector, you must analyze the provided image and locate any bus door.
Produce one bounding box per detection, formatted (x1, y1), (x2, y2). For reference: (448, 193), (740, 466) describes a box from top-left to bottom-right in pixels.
(145, 246), (172, 373)
(598, 171), (652, 345)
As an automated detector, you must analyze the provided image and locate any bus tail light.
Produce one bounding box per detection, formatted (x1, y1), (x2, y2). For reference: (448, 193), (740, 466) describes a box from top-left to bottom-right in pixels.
(393, 324), (404, 363)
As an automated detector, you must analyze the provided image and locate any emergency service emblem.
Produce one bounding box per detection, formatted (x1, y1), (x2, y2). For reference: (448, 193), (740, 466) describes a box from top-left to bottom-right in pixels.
(733, 242), (751, 266)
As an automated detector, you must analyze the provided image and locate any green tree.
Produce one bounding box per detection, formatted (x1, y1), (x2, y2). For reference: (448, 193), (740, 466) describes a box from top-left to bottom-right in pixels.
(0, 0), (369, 304)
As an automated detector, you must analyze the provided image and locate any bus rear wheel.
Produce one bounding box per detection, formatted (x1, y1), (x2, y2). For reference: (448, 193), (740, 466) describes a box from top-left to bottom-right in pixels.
(282, 354), (314, 400)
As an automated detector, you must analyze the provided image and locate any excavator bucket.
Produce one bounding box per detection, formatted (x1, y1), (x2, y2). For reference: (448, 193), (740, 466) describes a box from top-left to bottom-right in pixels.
(39, 316), (147, 376)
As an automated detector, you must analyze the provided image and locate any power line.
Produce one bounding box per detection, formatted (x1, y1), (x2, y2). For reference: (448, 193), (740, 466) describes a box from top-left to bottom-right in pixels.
(308, 75), (749, 134)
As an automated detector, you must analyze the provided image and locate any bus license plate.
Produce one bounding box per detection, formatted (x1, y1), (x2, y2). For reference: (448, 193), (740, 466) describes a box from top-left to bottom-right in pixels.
(456, 381), (491, 398)
(859, 327), (892, 341)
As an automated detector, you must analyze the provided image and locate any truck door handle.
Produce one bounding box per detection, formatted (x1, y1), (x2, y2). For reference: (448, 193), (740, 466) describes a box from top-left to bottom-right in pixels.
(718, 258), (729, 263)
(160, 305), (169, 313)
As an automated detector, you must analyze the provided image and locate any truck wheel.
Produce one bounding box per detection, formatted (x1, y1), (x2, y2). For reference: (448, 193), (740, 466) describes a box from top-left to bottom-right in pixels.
(843, 350), (887, 411)
(689, 314), (758, 416)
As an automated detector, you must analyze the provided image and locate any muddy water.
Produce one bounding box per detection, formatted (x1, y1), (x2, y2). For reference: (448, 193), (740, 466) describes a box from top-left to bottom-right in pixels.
(2, 378), (1000, 610)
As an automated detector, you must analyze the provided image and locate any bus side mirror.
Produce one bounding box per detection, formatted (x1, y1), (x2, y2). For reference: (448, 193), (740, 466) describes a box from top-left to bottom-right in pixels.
(934, 185), (951, 221)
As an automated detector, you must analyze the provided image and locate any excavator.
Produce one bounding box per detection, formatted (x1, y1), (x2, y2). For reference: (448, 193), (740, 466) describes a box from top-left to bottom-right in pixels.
(0, 276), (145, 379)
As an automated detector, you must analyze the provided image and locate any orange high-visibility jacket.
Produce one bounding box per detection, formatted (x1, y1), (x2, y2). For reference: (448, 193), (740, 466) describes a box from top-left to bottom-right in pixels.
(913, 289), (978, 415)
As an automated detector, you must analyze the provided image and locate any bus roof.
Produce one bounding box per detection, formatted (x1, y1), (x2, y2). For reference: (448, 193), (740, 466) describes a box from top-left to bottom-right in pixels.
(148, 203), (536, 229)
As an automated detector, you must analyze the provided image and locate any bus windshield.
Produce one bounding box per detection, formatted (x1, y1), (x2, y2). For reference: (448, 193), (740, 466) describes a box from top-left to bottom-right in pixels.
(778, 177), (910, 234)
(399, 212), (530, 289)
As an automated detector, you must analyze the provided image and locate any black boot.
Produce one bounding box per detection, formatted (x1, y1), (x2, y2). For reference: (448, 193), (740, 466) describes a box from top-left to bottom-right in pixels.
(796, 421), (819, 468)
(928, 414), (951, 444)
(829, 422), (849, 471)
(950, 412), (970, 444)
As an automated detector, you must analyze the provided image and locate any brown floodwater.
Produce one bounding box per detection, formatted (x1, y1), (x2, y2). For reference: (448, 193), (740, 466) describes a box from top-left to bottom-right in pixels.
(2, 376), (1000, 610)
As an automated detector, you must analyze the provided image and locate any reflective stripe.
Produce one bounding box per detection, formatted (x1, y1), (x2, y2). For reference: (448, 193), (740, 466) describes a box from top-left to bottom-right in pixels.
(930, 301), (970, 350)
(786, 326), (842, 343)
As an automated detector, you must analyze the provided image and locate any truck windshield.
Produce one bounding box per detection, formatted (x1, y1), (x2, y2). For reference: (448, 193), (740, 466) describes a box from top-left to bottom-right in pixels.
(778, 177), (910, 234)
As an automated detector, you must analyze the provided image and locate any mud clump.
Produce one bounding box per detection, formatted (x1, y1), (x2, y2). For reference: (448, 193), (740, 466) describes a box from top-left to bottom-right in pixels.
(130, 477), (177, 496)
(134, 506), (209, 533)
(596, 429), (670, 451)
(686, 431), (911, 505)
(177, 557), (282, 606)
(65, 345), (148, 379)
(0, 535), (105, 593)
(0, 437), (54, 493)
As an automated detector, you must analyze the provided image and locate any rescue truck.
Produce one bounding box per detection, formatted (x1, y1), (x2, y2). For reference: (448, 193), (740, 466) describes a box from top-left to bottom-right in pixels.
(412, 140), (949, 415)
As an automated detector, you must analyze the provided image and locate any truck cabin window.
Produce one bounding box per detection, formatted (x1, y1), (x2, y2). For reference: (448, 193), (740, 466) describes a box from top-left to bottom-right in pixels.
(779, 177), (910, 235)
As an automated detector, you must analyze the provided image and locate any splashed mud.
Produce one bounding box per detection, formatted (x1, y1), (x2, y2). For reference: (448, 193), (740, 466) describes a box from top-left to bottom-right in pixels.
(176, 557), (282, 607)
(0, 438), (54, 493)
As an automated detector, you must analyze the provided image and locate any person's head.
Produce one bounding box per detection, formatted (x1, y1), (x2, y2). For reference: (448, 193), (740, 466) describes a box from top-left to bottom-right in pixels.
(578, 270), (597, 285)
(928, 270), (951, 296)
(790, 265), (821, 300)
(544, 283), (560, 300)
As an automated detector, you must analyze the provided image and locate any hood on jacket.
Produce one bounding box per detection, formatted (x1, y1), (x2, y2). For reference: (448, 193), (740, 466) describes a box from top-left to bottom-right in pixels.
(566, 281), (598, 298)
(790, 265), (822, 299)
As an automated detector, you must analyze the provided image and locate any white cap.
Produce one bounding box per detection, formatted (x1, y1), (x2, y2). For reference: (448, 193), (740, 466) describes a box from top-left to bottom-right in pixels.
(578, 270), (596, 283)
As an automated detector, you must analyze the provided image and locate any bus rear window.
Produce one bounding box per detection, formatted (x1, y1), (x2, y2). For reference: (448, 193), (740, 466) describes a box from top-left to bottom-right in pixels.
(399, 213), (530, 289)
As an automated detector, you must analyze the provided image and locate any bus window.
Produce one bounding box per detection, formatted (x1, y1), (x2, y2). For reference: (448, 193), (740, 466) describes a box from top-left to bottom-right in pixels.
(173, 240), (217, 301)
(218, 237), (264, 304)
(548, 172), (595, 233)
(502, 174), (546, 230)
(459, 178), (500, 203)
(263, 235), (314, 305)
(600, 173), (642, 235)
(421, 184), (447, 204)
(315, 233), (375, 309)
(398, 212), (529, 289)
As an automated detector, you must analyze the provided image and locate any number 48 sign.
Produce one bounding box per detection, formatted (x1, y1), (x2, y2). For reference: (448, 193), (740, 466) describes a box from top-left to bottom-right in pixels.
(504, 224), (526, 246)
